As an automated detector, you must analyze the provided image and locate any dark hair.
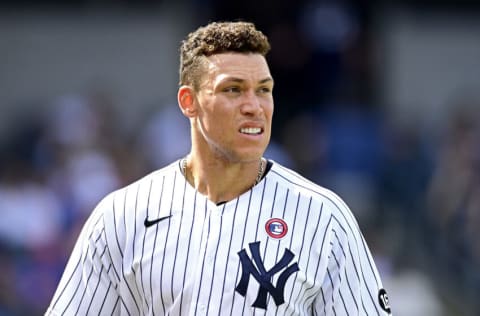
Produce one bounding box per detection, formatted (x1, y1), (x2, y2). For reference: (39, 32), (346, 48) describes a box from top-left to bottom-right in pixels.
(179, 21), (271, 88)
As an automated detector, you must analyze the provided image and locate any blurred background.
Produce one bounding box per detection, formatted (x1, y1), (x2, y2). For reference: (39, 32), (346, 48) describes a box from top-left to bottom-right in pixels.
(1, 0), (480, 315)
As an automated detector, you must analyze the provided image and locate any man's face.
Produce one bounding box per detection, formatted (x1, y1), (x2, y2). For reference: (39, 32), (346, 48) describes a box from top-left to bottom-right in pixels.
(193, 52), (274, 163)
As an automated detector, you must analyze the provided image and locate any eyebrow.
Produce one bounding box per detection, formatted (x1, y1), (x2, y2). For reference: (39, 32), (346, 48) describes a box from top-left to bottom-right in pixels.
(220, 77), (274, 85)
(259, 77), (274, 84)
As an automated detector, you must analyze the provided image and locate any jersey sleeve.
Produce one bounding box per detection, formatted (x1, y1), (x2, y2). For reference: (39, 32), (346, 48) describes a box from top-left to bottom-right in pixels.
(314, 210), (392, 315)
(46, 198), (121, 315)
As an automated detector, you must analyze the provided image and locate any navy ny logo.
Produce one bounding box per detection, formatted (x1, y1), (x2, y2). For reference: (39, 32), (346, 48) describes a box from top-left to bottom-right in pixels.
(235, 241), (299, 309)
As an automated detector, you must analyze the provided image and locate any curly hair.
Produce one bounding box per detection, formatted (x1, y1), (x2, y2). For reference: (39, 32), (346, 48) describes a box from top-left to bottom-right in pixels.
(179, 21), (271, 89)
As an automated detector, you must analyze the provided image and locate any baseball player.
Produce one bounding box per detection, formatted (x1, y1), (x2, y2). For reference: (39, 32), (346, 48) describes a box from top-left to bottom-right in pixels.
(46, 21), (392, 315)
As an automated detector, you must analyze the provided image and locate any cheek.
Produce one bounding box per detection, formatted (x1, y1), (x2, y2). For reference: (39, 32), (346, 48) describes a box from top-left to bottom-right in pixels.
(264, 103), (274, 121)
(199, 107), (231, 137)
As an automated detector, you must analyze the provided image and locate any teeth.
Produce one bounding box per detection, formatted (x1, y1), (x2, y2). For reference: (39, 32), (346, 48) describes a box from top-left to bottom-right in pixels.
(240, 127), (261, 135)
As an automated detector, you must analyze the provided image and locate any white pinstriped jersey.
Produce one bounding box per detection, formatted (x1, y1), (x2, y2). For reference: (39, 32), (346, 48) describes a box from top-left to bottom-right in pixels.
(46, 159), (391, 315)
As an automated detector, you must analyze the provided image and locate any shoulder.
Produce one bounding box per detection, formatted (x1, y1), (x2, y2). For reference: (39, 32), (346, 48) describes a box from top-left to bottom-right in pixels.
(75, 161), (181, 254)
(103, 161), (180, 208)
(89, 161), (181, 229)
(268, 161), (360, 230)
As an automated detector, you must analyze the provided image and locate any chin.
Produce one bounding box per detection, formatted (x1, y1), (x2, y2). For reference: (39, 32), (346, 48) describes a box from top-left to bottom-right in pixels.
(235, 151), (266, 163)
(220, 143), (267, 163)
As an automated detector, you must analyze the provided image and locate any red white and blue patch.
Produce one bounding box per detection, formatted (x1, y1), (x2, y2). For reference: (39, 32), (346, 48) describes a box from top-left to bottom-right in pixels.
(265, 218), (288, 239)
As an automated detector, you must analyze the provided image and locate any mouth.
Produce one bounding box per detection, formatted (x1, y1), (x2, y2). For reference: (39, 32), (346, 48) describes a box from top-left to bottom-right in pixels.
(239, 127), (263, 135)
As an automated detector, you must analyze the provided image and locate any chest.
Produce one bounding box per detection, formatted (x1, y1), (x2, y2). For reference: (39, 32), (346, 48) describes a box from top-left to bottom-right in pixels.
(119, 192), (328, 315)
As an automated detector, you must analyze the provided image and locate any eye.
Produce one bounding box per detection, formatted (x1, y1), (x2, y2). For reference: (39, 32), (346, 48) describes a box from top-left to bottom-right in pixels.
(257, 86), (272, 94)
(223, 86), (241, 93)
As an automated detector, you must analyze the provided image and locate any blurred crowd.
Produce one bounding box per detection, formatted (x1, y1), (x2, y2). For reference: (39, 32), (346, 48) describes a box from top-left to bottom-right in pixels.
(1, 1), (480, 315)
(1, 82), (479, 316)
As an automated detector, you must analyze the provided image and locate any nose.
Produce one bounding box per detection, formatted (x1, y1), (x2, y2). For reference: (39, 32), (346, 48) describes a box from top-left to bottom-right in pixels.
(240, 90), (262, 116)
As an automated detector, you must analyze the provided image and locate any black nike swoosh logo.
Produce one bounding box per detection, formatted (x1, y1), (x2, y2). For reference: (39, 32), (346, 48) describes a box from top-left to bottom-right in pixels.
(144, 215), (172, 228)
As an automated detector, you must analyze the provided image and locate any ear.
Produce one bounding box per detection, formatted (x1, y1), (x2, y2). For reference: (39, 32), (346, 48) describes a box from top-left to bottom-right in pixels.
(178, 85), (197, 117)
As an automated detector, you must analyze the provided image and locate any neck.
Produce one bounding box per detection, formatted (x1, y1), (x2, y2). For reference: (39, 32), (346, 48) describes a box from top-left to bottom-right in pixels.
(182, 155), (265, 204)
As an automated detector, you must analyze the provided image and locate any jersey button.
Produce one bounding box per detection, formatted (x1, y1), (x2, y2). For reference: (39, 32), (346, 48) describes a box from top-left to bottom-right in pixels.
(206, 255), (214, 264)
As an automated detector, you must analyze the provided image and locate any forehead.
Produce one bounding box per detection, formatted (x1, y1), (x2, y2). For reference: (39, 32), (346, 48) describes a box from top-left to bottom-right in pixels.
(203, 53), (271, 84)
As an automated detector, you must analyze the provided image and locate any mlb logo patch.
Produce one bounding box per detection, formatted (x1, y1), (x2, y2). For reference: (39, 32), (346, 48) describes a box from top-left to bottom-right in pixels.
(265, 218), (288, 239)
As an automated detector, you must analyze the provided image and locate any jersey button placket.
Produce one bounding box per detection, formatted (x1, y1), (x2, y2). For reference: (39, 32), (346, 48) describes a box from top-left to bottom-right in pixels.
(206, 208), (222, 265)
(190, 207), (221, 315)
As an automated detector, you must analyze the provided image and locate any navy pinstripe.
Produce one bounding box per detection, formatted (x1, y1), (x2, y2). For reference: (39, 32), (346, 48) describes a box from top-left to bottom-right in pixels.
(46, 160), (391, 315)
